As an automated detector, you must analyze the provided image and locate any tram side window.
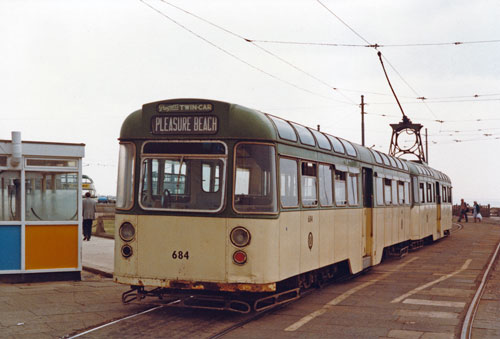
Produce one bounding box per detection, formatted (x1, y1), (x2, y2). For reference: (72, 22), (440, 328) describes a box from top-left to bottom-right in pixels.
(301, 162), (317, 207)
(391, 180), (398, 205)
(334, 170), (347, 206)
(234, 144), (277, 213)
(398, 181), (405, 204)
(427, 183), (432, 203)
(376, 177), (384, 206)
(347, 173), (358, 205)
(384, 179), (392, 204)
(280, 158), (298, 208)
(319, 164), (333, 206)
(404, 182), (410, 205)
(419, 183), (425, 203)
(448, 187), (452, 203)
(442, 186), (447, 203)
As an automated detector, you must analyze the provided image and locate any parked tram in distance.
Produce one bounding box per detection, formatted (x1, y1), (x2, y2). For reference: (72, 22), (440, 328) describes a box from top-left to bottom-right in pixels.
(114, 99), (452, 313)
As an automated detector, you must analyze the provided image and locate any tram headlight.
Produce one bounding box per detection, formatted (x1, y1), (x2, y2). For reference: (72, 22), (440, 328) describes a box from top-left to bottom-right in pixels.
(232, 250), (247, 265)
(121, 244), (133, 258)
(119, 222), (136, 242)
(230, 227), (251, 247)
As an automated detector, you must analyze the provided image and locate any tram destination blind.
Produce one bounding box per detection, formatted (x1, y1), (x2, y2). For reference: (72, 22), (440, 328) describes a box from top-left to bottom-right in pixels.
(151, 115), (218, 135)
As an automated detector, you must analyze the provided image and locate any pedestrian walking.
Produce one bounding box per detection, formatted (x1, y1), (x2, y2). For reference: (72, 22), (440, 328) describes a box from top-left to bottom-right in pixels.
(458, 198), (468, 222)
(473, 201), (482, 222)
(82, 192), (97, 241)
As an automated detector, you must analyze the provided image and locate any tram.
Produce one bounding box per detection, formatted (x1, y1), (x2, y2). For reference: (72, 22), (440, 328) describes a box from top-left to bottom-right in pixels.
(114, 98), (452, 313)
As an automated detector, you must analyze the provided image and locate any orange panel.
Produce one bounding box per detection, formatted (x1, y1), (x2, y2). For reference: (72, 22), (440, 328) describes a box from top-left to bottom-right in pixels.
(26, 225), (79, 270)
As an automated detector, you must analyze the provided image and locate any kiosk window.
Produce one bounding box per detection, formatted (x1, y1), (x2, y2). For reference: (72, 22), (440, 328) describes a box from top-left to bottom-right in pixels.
(0, 171), (21, 221)
(25, 172), (78, 221)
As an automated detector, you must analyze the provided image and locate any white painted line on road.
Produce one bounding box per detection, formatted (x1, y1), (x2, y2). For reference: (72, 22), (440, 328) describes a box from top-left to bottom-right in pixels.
(403, 298), (466, 308)
(391, 259), (472, 304)
(284, 257), (418, 332)
(395, 309), (458, 319)
(67, 304), (166, 338)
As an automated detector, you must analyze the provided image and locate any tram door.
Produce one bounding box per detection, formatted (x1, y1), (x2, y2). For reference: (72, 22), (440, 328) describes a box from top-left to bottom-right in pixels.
(362, 168), (374, 264)
(436, 182), (442, 234)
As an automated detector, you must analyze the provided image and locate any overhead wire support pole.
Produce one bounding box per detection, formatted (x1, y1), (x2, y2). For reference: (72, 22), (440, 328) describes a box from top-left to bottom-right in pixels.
(361, 95), (365, 146)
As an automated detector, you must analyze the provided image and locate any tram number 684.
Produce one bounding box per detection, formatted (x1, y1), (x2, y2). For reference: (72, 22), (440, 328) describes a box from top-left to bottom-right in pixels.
(172, 251), (189, 260)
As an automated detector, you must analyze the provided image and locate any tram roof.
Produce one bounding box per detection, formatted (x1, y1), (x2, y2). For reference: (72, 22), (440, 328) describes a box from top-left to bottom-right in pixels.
(120, 98), (450, 183)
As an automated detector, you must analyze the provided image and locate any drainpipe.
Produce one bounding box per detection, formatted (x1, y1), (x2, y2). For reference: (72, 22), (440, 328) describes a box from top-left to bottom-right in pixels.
(11, 131), (22, 167)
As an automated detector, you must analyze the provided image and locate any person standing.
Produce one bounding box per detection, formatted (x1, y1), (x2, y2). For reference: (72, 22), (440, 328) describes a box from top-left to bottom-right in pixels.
(473, 201), (481, 223)
(82, 192), (97, 241)
(458, 198), (468, 222)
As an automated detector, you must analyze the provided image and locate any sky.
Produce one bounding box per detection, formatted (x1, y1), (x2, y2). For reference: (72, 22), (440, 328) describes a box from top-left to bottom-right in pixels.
(1, 0), (499, 205)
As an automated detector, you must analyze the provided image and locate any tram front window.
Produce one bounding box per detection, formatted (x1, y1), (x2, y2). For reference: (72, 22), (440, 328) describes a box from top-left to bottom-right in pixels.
(233, 143), (277, 213)
(140, 157), (225, 212)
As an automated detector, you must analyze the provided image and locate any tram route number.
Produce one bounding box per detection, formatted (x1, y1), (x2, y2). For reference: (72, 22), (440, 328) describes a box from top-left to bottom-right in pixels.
(172, 250), (189, 260)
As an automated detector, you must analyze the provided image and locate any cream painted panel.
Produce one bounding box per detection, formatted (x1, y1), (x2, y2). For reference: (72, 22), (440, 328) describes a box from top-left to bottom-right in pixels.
(348, 209), (363, 274)
(300, 210), (320, 273)
(384, 208), (392, 246)
(137, 215), (227, 282)
(373, 208), (385, 265)
(114, 214), (138, 280)
(279, 211), (301, 280)
(227, 218), (280, 283)
(334, 209), (349, 262)
(410, 206), (421, 240)
(403, 207), (411, 241)
(319, 209), (335, 267)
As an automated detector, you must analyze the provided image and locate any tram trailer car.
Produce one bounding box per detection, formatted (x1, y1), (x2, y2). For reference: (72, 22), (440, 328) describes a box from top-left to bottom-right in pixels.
(114, 99), (452, 312)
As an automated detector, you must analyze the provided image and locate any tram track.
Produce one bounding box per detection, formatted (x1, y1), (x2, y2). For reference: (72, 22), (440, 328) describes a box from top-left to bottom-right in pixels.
(460, 240), (500, 339)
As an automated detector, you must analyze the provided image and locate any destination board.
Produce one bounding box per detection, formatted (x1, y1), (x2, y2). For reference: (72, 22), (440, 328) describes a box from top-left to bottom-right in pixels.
(157, 103), (213, 113)
(151, 115), (218, 134)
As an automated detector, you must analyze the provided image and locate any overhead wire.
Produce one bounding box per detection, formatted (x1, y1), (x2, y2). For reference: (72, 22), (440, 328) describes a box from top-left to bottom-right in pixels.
(158, 0), (358, 105)
(316, 0), (441, 120)
(248, 39), (500, 48)
(139, 0), (352, 104)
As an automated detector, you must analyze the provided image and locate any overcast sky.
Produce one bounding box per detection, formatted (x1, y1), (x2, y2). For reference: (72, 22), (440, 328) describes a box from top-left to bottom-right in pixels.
(1, 0), (499, 205)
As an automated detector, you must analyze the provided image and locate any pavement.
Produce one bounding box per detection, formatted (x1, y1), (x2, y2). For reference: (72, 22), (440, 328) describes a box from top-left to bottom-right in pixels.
(81, 236), (114, 278)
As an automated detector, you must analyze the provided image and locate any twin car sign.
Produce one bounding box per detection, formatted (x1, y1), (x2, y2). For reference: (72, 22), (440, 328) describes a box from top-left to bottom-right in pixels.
(150, 103), (218, 135)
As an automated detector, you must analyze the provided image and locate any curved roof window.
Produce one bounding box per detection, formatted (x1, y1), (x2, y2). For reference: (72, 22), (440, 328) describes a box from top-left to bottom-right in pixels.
(291, 123), (316, 146)
(370, 150), (383, 164)
(394, 158), (404, 169)
(267, 115), (297, 142)
(388, 156), (397, 168)
(379, 153), (391, 166)
(339, 139), (357, 157)
(401, 160), (409, 171)
(325, 135), (345, 154)
(309, 128), (331, 150)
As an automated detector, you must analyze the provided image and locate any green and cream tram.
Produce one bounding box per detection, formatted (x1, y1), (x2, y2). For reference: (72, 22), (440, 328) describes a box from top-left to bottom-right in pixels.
(114, 99), (452, 312)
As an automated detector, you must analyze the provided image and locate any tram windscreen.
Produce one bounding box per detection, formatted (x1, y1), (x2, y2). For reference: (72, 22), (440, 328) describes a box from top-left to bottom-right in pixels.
(140, 155), (226, 212)
(233, 143), (277, 213)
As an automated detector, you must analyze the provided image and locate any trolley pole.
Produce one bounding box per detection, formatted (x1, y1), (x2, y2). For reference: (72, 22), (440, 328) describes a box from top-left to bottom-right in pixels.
(361, 95), (365, 146)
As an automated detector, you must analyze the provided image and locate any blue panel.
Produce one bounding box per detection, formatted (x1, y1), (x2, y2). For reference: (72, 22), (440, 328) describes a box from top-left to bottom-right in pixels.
(0, 225), (21, 270)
